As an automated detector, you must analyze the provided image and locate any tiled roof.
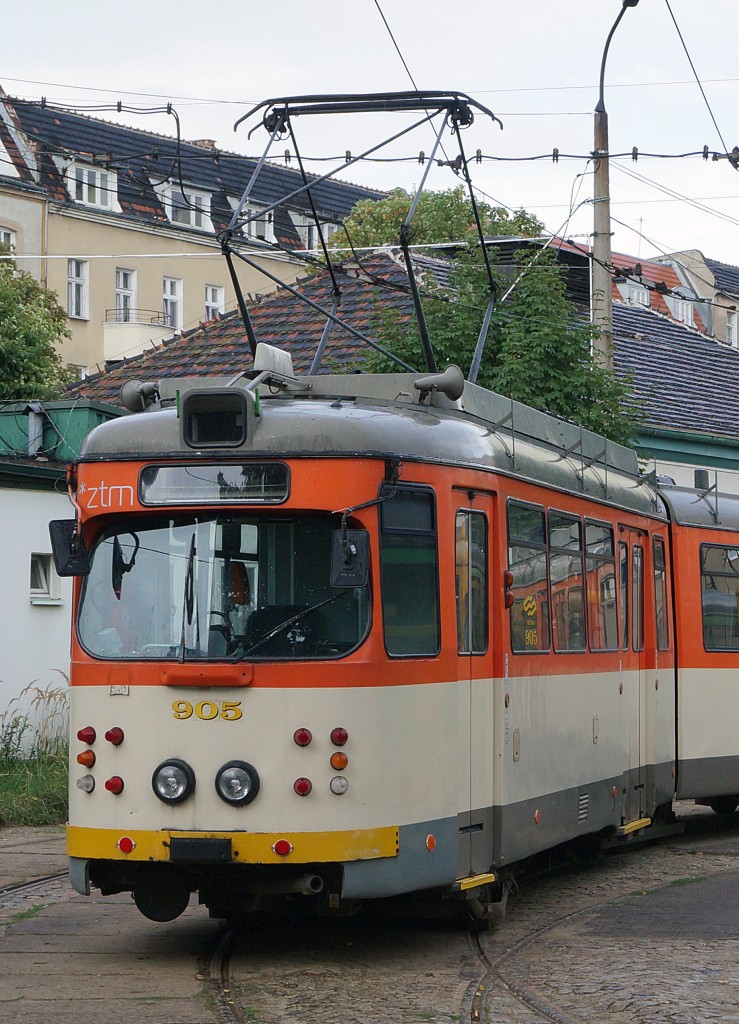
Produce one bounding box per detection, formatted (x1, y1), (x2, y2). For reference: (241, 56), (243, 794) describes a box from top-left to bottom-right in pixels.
(705, 257), (739, 299)
(67, 252), (418, 404)
(2, 96), (384, 241)
(615, 302), (739, 437)
(67, 249), (738, 443)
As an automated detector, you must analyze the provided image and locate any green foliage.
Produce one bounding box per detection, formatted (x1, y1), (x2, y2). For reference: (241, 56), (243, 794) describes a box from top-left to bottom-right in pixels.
(0, 254), (76, 400)
(332, 186), (544, 250)
(367, 244), (638, 446)
(0, 681), (69, 826)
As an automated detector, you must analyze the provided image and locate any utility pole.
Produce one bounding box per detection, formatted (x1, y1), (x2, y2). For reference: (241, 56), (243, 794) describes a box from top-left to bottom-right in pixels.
(592, 0), (639, 371)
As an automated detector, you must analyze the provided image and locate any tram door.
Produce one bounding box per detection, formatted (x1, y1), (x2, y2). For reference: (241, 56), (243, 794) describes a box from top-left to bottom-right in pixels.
(619, 530), (647, 822)
(455, 497), (493, 877)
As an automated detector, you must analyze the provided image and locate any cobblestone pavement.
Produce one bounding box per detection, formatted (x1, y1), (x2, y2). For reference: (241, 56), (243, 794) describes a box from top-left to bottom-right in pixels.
(477, 816), (739, 1024)
(229, 809), (738, 1024)
(0, 809), (737, 1024)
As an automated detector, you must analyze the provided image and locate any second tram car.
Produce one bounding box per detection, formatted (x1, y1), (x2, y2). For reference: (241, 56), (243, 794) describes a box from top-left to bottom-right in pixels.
(52, 352), (739, 923)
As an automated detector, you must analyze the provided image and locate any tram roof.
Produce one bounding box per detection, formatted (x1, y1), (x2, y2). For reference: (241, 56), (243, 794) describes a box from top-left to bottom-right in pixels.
(658, 484), (739, 531)
(79, 371), (663, 518)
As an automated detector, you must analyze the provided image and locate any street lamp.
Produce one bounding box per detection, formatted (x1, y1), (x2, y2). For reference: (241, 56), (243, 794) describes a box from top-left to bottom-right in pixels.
(592, 0), (639, 371)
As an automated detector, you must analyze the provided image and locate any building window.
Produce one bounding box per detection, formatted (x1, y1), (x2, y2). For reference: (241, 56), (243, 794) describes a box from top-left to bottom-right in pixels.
(30, 553), (61, 603)
(295, 217), (335, 250)
(0, 227), (16, 251)
(673, 299), (694, 327)
(169, 186), (209, 229)
(67, 259), (89, 319)
(240, 205), (275, 243)
(70, 162), (112, 209)
(726, 310), (736, 347)
(626, 282), (649, 306)
(163, 277), (182, 330)
(205, 284), (225, 321)
(115, 268), (136, 323)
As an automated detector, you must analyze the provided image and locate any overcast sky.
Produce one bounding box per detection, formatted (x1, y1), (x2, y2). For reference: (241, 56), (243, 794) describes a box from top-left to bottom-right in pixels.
(3, 0), (738, 263)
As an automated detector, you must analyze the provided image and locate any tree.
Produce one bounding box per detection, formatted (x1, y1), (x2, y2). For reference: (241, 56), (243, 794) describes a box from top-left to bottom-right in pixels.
(332, 186), (543, 249)
(370, 246), (637, 445)
(0, 255), (75, 401)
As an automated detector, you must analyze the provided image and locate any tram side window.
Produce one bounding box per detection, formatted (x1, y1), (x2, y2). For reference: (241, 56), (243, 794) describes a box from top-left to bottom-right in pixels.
(455, 511), (488, 654)
(653, 537), (670, 651)
(701, 544), (739, 651)
(632, 545), (644, 651)
(380, 485), (440, 656)
(618, 541), (629, 650)
(507, 501), (550, 653)
(585, 522), (618, 651)
(549, 512), (586, 652)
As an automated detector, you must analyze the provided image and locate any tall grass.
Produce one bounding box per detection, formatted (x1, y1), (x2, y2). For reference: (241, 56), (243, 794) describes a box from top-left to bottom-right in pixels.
(0, 677), (69, 826)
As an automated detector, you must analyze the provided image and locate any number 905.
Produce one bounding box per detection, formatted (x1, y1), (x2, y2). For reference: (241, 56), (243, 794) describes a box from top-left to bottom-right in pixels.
(172, 700), (243, 721)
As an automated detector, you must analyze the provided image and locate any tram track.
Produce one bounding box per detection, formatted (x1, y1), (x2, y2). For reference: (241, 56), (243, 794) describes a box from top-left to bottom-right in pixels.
(0, 870), (68, 901)
(208, 925), (248, 1024)
(203, 811), (737, 1024)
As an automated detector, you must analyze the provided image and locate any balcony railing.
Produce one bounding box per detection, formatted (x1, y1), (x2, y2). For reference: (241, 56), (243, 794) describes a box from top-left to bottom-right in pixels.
(104, 308), (173, 327)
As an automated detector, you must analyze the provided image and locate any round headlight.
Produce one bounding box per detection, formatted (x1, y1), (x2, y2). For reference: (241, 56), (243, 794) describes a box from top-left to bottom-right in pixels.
(152, 759), (195, 804)
(215, 761), (260, 806)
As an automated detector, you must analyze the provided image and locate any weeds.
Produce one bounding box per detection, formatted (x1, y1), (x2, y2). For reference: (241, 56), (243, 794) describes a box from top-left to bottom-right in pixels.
(0, 677), (69, 826)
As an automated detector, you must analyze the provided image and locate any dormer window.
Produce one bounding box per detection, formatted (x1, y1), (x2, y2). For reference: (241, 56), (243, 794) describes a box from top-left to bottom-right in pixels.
(168, 185), (211, 230)
(625, 281), (649, 307)
(227, 198), (275, 243)
(70, 161), (114, 209)
(294, 216), (337, 250)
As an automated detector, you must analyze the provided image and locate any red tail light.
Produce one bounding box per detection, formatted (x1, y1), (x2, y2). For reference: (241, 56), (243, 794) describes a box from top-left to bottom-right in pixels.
(105, 776), (124, 795)
(293, 777), (312, 796)
(273, 839), (293, 856)
(330, 727), (348, 746)
(293, 728), (312, 747)
(105, 727), (124, 746)
(77, 726), (96, 744)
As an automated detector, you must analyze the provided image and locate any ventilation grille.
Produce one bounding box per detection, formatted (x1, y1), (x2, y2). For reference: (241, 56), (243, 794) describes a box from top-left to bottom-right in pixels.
(578, 792), (590, 823)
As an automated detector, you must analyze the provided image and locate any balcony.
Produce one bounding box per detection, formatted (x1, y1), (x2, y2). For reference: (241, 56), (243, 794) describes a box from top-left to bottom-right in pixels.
(102, 308), (175, 363)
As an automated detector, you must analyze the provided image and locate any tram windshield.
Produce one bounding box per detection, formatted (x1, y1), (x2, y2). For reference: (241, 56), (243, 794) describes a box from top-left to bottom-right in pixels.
(77, 514), (370, 661)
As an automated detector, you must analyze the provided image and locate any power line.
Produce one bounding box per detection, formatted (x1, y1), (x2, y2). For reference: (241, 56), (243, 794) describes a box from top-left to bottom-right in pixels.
(664, 0), (732, 155)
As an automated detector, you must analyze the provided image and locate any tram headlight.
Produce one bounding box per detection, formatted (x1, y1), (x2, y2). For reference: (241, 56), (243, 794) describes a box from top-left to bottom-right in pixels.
(215, 761), (260, 806)
(152, 759), (196, 804)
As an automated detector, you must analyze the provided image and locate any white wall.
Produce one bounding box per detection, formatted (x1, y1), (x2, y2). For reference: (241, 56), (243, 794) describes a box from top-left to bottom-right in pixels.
(0, 486), (73, 717)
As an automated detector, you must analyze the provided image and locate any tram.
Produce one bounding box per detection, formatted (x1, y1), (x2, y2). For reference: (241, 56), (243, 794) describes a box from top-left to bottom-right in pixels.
(51, 349), (739, 923)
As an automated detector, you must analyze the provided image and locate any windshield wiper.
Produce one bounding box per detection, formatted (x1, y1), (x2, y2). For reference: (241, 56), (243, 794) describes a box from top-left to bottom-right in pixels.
(241, 592), (344, 657)
(179, 534), (196, 662)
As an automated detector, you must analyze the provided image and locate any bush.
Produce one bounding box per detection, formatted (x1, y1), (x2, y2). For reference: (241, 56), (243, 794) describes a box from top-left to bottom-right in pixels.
(0, 679), (69, 826)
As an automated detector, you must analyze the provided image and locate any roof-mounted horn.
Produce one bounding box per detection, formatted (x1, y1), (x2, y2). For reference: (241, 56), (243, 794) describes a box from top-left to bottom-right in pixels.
(413, 365), (465, 403)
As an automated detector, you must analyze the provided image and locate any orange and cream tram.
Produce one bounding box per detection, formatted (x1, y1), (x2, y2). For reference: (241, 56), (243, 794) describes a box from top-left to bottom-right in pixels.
(51, 351), (738, 923)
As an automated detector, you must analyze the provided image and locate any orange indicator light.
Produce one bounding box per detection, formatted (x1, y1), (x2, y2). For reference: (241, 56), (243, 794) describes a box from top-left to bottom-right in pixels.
(330, 752), (348, 771)
(76, 750), (96, 768)
(425, 834), (436, 852)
